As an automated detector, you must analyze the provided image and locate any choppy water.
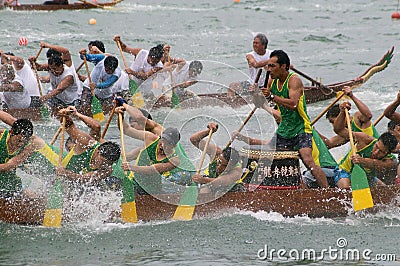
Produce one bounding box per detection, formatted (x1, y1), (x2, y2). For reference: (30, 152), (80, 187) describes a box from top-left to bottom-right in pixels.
(1, 0), (400, 265)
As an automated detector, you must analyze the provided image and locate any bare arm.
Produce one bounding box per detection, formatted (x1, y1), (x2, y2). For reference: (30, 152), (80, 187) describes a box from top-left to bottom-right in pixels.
(0, 110), (17, 126)
(246, 54), (269, 68)
(56, 166), (113, 185)
(190, 123), (219, 158)
(384, 90), (400, 123)
(127, 156), (180, 175)
(343, 86), (372, 127)
(41, 75), (74, 102)
(0, 81), (24, 93)
(113, 35), (142, 56)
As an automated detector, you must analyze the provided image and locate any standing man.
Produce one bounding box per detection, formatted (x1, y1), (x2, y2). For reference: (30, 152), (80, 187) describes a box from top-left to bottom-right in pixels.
(261, 50), (328, 188)
(227, 33), (271, 97)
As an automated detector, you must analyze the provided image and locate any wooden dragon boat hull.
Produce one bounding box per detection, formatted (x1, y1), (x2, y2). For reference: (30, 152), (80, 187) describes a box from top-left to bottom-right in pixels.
(149, 47), (394, 110)
(6, 0), (121, 11)
(1, 185), (399, 225)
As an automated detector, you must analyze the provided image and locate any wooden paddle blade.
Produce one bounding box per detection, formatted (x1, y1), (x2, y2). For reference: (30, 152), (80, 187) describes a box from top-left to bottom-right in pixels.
(43, 179), (63, 227)
(172, 183), (199, 221)
(120, 174), (138, 223)
(351, 164), (374, 211)
(91, 95), (105, 122)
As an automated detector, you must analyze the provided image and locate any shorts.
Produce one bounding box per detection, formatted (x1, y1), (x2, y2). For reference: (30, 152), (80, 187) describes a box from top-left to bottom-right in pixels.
(29, 96), (42, 108)
(47, 97), (81, 109)
(302, 167), (336, 188)
(272, 132), (312, 151)
(333, 166), (379, 186)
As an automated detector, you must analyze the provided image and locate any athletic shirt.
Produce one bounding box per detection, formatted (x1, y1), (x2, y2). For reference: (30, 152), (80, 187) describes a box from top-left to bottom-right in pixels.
(62, 142), (100, 174)
(338, 139), (395, 182)
(112, 70), (129, 94)
(129, 49), (163, 86)
(311, 129), (337, 168)
(91, 58), (121, 99)
(3, 74), (31, 109)
(0, 129), (26, 194)
(14, 61), (41, 97)
(351, 118), (380, 138)
(49, 64), (80, 104)
(134, 138), (178, 194)
(246, 50), (271, 85)
(270, 73), (312, 138)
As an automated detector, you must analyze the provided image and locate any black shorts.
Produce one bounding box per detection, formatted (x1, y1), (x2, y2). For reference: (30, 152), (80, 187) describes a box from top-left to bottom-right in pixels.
(272, 132), (312, 151)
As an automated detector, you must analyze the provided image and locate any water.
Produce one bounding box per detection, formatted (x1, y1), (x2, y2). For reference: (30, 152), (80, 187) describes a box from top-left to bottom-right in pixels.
(1, 0), (400, 265)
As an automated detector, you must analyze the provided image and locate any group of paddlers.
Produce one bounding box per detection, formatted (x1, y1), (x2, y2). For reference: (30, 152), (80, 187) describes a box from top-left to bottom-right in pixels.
(1, 33), (400, 209)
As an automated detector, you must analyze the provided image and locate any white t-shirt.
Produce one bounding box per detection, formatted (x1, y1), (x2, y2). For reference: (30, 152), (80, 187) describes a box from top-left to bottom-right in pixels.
(3, 74), (31, 109)
(246, 49), (272, 85)
(90, 58), (121, 99)
(49, 65), (80, 104)
(129, 49), (163, 86)
(14, 61), (41, 97)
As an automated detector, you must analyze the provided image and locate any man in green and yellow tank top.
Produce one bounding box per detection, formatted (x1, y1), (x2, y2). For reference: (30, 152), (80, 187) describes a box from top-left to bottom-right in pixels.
(261, 50), (328, 187)
(116, 99), (195, 194)
(56, 109), (121, 186)
(333, 102), (397, 188)
(323, 86), (379, 149)
(0, 118), (33, 197)
(117, 105), (184, 194)
(190, 123), (243, 193)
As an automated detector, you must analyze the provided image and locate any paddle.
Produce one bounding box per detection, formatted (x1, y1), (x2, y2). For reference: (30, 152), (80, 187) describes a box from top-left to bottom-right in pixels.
(291, 66), (332, 94)
(31, 47), (50, 119)
(373, 113), (385, 127)
(311, 91), (346, 126)
(118, 112), (138, 223)
(101, 105), (115, 140)
(225, 69), (264, 149)
(173, 128), (214, 221)
(50, 126), (62, 145)
(116, 41), (145, 108)
(43, 117), (66, 227)
(83, 56), (105, 122)
(345, 108), (374, 212)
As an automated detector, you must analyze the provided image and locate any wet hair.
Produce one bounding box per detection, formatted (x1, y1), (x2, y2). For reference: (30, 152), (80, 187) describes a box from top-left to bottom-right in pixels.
(388, 120), (400, 131)
(46, 48), (62, 59)
(270, 50), (290, 71)
(98, 141), (121, 164)
(149, 45), (164, 60)
(326, 104), (340, 119)
(222, 147), (240, 166)
(4, 52), (15, 56)
(254, 33), (268, 49)
(10, 119), (33, 138)
(189, 60), (203, 75)
(48, 55), (64, 67)
(379, 132), (398, 153)
(88, 40), (105, 53)
(104, 56), (118, 71)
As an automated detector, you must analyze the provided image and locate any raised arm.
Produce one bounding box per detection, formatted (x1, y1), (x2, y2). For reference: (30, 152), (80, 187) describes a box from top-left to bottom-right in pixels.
(113, 35), (142, 57)
(343, 86), (372, 127)
(190, 123), (219, 158)
(40, 41), (72, 67)
(384, 90), (400, 123)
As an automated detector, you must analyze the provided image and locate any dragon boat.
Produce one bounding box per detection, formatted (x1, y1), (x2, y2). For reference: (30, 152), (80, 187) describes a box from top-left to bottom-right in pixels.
(3, 0), (122, 11)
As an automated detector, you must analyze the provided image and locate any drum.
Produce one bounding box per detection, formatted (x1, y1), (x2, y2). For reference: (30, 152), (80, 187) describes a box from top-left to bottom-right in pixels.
(239, 145), (301, 189)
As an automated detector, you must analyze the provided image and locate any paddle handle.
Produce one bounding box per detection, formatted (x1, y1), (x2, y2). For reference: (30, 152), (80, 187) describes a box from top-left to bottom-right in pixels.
(311, 91), (345, 125)
(291, 66), (325, 88)
(373, 113), (385, 127)
(345, 108), (357, 155)
(50, 126), (62, 146)
(58, 117), (66, 167)
(118, 113), (128, 174)
(196, 129), (214, 174)
(263, 71), (270, 88)
(83, 56), (92, 84)
(224, 106), (257, 150)
(76, 61), (85, 72)
(116, 40), (134, 81)
(254, 69), (262, 86)
(101, 106), (115, 139)
(35, 47), (43, 61)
